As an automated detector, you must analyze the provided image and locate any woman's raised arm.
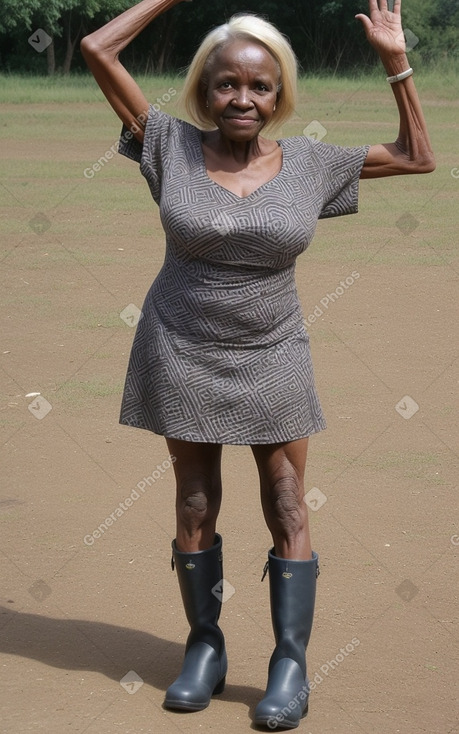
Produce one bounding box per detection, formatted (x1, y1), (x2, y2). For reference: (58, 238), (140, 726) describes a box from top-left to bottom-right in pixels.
(80, 0), (184, 142)
(356, 0), (435, 178)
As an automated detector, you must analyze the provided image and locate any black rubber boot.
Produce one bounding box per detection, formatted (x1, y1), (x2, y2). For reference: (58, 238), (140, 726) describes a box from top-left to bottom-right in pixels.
(254, 549), (319, 730)
(164, 534), (227, 711)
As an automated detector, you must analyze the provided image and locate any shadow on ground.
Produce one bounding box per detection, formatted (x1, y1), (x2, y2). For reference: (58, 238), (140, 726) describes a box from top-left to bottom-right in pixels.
(0, 605), (265, 714)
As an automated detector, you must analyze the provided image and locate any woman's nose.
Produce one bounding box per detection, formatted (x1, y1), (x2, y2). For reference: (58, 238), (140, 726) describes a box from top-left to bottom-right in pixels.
(233, 88), (253, 107)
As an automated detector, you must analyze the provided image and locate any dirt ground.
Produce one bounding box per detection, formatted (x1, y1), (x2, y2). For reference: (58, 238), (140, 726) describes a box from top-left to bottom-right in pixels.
(1, 97), (458, 734)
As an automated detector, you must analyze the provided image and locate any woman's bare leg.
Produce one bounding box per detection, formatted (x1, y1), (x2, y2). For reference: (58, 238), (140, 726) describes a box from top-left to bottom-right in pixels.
(166, 437), (223, 552)
(251, 437), (312, 560)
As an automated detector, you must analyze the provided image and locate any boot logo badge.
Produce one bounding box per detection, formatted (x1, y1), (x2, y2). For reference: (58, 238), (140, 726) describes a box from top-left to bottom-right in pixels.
(185, 562), (195, 570)
(282, 572), (293, 579)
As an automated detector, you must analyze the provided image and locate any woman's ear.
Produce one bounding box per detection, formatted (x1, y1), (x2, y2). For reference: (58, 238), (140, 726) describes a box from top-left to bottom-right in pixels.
(199, 83), (208, 110)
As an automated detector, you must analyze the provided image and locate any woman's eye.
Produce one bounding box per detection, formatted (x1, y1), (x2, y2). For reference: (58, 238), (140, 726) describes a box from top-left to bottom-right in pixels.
(220, 82), (232, 89)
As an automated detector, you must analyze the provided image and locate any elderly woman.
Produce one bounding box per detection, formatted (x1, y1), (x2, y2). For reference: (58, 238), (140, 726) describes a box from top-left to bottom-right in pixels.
(81, 0), (434, 728)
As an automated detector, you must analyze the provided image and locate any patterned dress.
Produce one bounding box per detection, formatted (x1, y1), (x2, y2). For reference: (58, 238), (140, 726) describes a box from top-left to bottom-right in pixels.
(118, 106), (369, 444)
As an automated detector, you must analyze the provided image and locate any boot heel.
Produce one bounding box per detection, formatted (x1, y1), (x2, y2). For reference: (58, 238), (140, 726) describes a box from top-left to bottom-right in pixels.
(213, 675), (226, 695)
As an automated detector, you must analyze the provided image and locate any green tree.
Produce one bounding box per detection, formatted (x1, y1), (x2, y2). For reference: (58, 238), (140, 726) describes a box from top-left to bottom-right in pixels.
(0, 0), (131, 74)
(0, 0), (457, 75)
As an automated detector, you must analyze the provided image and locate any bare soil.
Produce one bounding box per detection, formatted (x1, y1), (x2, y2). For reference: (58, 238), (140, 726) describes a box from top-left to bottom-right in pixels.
(1, 100), (458, 734)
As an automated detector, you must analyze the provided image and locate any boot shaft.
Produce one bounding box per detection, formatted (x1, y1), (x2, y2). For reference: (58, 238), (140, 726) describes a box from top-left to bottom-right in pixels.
(165, 534), (228, 711)
(265, 550), (319, 676)
(171, 534), (224, 648)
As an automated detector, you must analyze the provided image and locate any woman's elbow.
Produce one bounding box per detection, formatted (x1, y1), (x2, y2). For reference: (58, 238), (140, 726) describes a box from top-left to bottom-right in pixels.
(412, 152), (436, 174)
(80, 34), (104, 61)
(80, 35), (94, 60)
(423, 153), (436, 173)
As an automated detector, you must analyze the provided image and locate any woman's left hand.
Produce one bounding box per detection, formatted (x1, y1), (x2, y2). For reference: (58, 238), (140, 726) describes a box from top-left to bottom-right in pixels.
(357, 0), (435, 178)
(356, 0), (406, 59)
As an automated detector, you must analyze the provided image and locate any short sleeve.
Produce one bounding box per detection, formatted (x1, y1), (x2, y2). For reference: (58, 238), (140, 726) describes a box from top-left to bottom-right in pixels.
(118, 105), (180, 205)
(307, 139), (370, 219)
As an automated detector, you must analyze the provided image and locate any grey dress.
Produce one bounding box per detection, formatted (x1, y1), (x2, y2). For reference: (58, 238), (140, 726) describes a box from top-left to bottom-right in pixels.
(118, 106), (369, 444)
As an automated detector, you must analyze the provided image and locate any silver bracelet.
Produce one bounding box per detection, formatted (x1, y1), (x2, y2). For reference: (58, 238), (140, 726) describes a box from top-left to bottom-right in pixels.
(386, 67), (414, 84)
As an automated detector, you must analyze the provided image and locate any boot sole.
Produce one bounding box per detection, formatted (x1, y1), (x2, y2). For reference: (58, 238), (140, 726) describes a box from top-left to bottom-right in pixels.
(254, 703), (309, 730)
(163, 676), (226, 712)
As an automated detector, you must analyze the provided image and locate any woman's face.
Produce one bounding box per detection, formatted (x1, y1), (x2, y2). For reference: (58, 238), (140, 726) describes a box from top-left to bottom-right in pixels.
(203, 40), (280, 141)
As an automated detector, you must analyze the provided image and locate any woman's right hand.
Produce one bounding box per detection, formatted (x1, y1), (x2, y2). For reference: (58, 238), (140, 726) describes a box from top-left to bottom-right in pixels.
(80, 0), (184, 141)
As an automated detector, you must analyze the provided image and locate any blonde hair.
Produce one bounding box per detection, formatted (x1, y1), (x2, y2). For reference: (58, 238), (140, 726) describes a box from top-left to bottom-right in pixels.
(181, 14), (298, 133)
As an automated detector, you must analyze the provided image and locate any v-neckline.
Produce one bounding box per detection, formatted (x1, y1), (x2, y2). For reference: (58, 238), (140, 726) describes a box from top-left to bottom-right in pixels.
(197, 130), (285, 201)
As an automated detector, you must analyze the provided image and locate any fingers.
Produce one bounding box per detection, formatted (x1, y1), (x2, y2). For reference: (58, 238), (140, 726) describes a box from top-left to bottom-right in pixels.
(366, 0), (400, 12)
(366, 0), (380, 12)
(355, 13), (372, 33)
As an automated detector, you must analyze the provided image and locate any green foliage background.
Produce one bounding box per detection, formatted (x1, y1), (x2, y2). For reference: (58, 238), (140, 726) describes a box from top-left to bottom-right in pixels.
(0, 0), (457, 75)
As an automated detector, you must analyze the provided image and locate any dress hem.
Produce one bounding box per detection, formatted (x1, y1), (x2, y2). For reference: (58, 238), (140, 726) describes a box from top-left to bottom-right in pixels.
(119, 418), (327, 445)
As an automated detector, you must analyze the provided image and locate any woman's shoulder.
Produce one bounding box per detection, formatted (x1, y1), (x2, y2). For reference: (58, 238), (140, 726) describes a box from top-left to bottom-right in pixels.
(143, 105), (198, 140)
(279, 133), (366, 168)
(279, 134), (342, 155)
(119, 106), (200, 164)
(278, 134), (327, 163)
(277, 134), (323, 173)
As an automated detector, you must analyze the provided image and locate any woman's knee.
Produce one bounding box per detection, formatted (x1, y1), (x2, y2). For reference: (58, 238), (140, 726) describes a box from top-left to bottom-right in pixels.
(176, 476), (221, 528)
(266, 474), (307, 536)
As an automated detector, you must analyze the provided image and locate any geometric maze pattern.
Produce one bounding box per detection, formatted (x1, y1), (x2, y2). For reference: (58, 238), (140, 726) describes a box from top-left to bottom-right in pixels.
(118, 107), (369, 444)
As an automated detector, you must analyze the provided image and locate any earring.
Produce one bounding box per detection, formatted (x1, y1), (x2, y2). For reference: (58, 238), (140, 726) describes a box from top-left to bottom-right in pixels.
(273, 105), (276, 111)
(205, 101), (209, 108)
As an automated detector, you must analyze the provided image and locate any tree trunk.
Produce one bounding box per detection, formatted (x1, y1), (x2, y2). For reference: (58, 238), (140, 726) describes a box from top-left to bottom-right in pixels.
(155, 12), (176, 74)
(62, 14), (82, 74)
(46, 36), (55, 76)
(62, 31), (80, 74)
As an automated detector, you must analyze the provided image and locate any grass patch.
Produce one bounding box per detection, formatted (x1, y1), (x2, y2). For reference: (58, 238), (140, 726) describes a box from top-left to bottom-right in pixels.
(68, 309), (127, 330)
(0, 73), (456, 271)
(0, 73), (180, 104)
(360, 450), (443, 481)
(54, 377), (124, 407)
(0, 67), (458, 106)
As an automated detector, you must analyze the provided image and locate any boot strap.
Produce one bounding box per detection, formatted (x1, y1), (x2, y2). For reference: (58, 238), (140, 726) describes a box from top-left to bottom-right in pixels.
(261, 558), (320, 581)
